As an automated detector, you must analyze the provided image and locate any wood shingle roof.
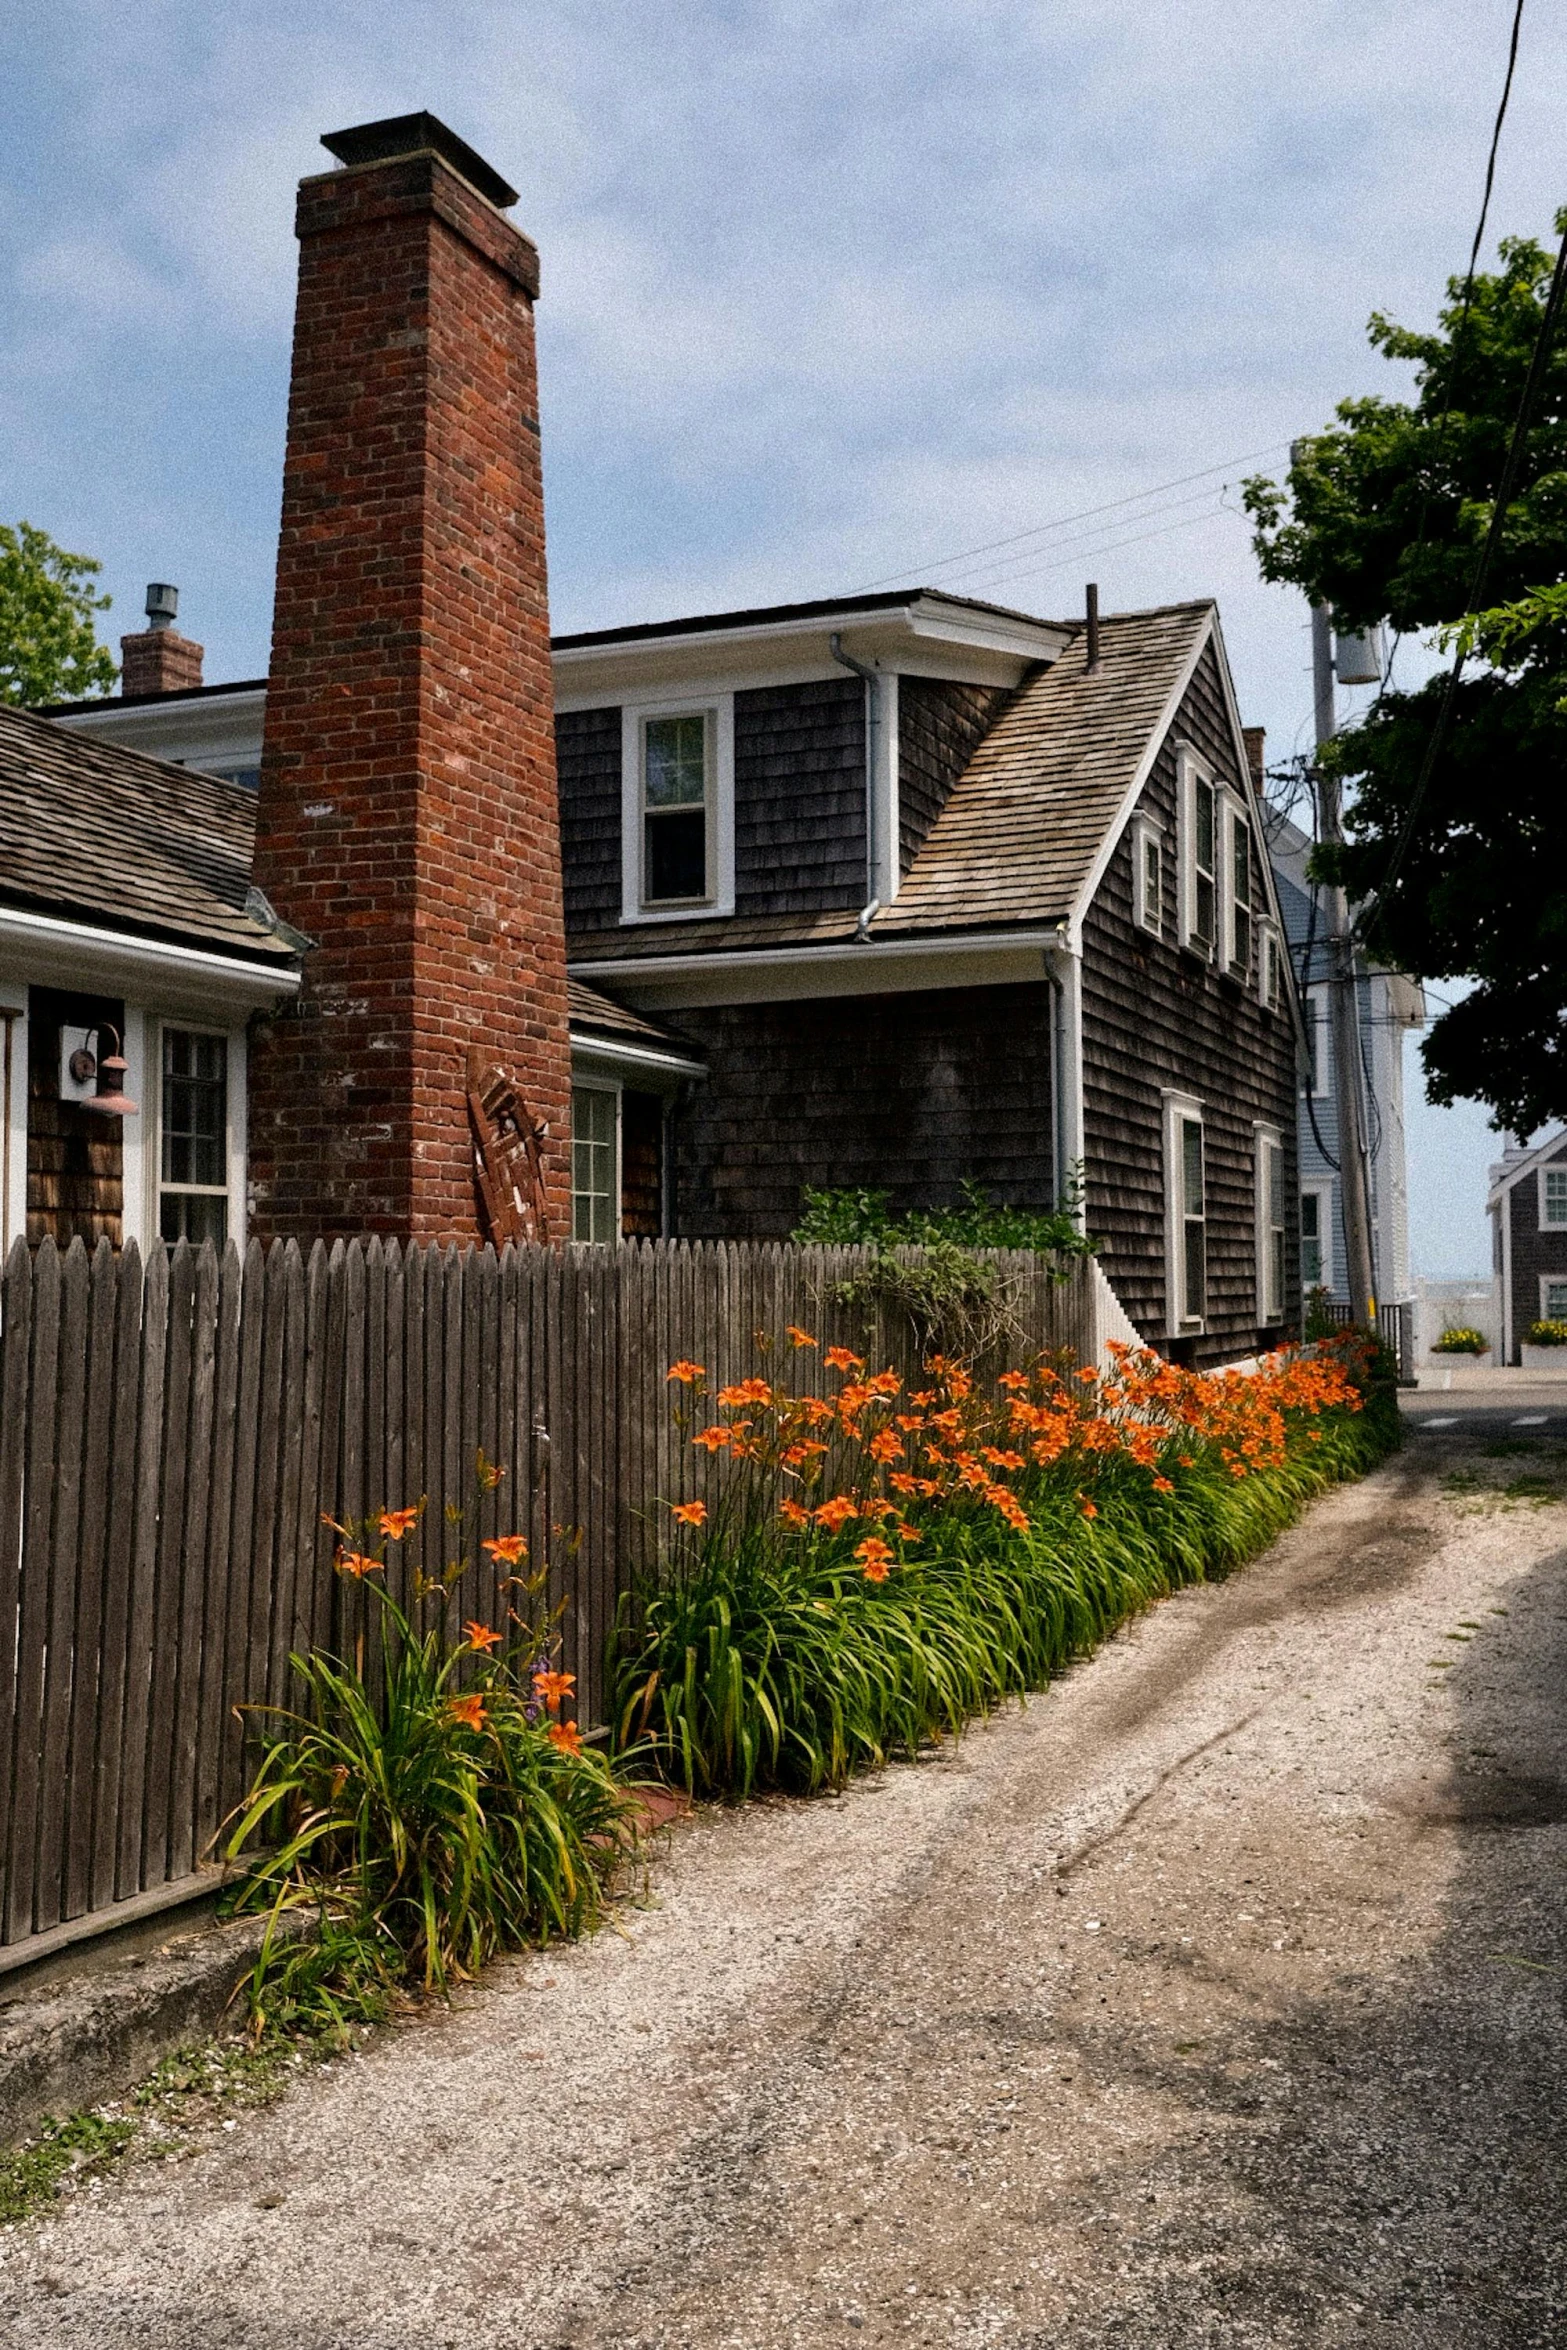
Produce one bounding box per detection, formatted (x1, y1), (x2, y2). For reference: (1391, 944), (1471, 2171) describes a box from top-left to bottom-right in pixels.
(0, 702), (294, 965)
(874, 602), (1210, 937)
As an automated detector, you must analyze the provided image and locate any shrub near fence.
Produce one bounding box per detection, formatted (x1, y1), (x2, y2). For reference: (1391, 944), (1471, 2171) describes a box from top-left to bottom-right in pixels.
(0, 1231), (1093, 1958)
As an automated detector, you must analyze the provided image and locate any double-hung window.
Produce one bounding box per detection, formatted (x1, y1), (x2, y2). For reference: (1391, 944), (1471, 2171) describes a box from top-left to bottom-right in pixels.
(1300, 1187), (1330, 1291)
(1163, 1091), (1206, 1334)
(1132, 816), (1162, 936)
(1255, 1125), (1286, 1324)
(1177, 748), (1218, 960)
(1228, 804), (1253, 979)
(619, 696), (735, 921)
(1540, 1165), (1567, 1229)
(1542, 1276), (1567, 1322)
(159, 1028), (229, 1246)
(1305, 987), (1332, 1096)
(571, 1084), (619, 1245)
(1260, 924), (1284, 1012)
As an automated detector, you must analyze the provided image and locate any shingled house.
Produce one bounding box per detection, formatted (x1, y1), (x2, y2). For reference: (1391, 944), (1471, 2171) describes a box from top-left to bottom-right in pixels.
(8, 111), (1304, 1364)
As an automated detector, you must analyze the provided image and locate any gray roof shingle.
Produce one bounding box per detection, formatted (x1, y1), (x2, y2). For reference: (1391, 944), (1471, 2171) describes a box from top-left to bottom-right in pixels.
(0, 702), (294, 964)
(873, 602), (1210, 937)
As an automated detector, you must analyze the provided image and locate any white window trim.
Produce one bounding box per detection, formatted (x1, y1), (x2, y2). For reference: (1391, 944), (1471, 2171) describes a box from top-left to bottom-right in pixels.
(1131, 814), (1162, 937)
(1300, 1178), (1333, 1296)
(1259, 920), (1284, 1013)
(1162, 1088), (1206, 1337)
(1539, 1274), (1567, 1323)
(570, 1076), (622, 1247)
(0, 985), (24, 1256)
(1537, 1162), (1567, 1231)
(1223, 790), (1254, 981)
(1175, 744), (1217, 962)
(620, 693), (735, 924)
(1253, 1121), (1286, 1325)
(142, 1014), (247, 1254)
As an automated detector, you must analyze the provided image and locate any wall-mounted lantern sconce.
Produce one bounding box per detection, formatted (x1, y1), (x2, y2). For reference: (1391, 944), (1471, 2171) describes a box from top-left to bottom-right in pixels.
(68, 1025), (140, 1118)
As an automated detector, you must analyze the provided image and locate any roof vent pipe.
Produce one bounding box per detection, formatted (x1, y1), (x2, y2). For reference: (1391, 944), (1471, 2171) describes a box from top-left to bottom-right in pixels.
(1084, 582), (1100, 672)
(830, 631), (883, 941)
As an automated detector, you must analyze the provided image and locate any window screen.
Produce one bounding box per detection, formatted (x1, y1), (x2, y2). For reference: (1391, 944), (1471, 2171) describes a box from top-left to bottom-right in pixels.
(1181, 1117), (1205, 1324)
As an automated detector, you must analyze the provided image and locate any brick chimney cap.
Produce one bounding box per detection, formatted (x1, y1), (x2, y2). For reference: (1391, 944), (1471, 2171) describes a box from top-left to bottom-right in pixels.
(320, 113), (518, 210)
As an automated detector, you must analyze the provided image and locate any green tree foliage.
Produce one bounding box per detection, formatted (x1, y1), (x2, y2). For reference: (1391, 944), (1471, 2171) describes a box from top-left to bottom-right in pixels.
(0, 520), (118, 707)
(1243, 229), (1567, 1134)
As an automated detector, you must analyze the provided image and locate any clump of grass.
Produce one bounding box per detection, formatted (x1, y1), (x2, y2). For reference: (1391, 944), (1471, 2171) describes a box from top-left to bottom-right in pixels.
(0, 2111), (134, 2225)
(224, 1459), (644, 2035)
(613, 1333), (1396, 1800)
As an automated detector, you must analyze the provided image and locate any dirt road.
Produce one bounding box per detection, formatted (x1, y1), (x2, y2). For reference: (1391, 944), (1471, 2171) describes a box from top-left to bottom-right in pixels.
(4, 1409), (1565, 2347)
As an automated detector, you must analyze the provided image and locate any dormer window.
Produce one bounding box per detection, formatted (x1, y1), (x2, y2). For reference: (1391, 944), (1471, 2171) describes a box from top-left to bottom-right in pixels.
(620, 695), (735, 922)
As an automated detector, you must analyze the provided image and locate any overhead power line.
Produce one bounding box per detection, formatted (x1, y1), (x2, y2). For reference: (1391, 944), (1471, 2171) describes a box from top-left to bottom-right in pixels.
(848, 440), (1288, 596)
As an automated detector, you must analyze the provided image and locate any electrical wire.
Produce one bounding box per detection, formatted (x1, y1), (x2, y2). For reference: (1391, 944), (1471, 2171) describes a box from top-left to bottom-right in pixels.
(845, 440), (1289, 597)
(924, 478), (1229, 594)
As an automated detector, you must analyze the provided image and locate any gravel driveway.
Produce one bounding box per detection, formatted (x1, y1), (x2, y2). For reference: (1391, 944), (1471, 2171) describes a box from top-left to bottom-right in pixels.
(4, 1413), (1565, 2347)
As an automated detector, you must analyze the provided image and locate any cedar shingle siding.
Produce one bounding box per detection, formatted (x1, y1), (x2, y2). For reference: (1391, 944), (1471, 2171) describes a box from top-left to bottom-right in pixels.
(897, 679), (1014, 874)
(670, 984), (1055, 1240)
(733, 678), (867, 915)
(557, 707), (622, 932)
(1079, 642), (1299, 1365)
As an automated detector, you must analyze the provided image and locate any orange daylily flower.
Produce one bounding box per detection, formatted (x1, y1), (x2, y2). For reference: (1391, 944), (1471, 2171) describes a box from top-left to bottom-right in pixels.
(1152, 1476), (1175, 1494)
(1079, 1497), (1098, 1520)
(718, 1377), (773, 1408)
(786, 1325), (819, 1349)
(854, 1536), (895, 1581)
(547, 1720), (584, 1756)
(483, 1533), (529, 1565)
(823, 1345), (864, 1373)
(867, 1429), (903, 1464)
(336, 1549), (383, 1580)
(778, 1498), (812, 1528)
(533, 1669), (576, 1715)
(378, 1505), (422, 1540)
(813, 1494), (858, 1531)
(666, 1360), (706, 1385)
(670, 1498), (708, 1526)
(449, 1692), (488, 1732)
(693, 1424), (733, 1453)
(464, 1620), (503, 1653)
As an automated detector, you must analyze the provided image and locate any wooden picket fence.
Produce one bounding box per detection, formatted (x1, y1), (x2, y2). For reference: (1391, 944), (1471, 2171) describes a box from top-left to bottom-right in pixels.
(0, 1233), (1095, 1961)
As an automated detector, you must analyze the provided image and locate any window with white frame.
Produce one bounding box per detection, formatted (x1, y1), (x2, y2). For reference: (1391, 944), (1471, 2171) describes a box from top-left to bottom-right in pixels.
(1227, 800), (1253, 978)
(1541, 1276), (1567, 1322)
(158, 1028), (230, 1246)
(571, 1084), (619, 1245)
(1260, 923), (1284, 1012)
(1132, 816), (1162, 936)
(1177, 749), (1218, 961)
(619, 697), (735, 920)
(1163, 1092), (1206, 1333)
(1300, 1185), (1331, 1292)
(1255, 1125), (1286, 1324)
(1540, 1165), (1567, 1228)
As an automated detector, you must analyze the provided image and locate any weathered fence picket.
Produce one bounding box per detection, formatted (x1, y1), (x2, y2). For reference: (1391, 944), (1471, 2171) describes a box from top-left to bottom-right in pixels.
(0, 1232), (1095, 1958)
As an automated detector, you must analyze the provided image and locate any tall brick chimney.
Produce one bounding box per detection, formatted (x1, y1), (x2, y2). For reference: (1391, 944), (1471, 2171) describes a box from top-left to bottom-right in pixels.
(120, 583), (204, 696)
(249, 112), (572, 1244)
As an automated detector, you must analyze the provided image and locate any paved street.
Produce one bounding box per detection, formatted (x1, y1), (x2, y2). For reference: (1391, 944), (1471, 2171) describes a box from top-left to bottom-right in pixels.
(4, 1406), (1565, 2348)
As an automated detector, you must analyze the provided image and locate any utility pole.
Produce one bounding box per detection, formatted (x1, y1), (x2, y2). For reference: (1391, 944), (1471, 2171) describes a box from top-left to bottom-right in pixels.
(1311, 601), (1379, 1331)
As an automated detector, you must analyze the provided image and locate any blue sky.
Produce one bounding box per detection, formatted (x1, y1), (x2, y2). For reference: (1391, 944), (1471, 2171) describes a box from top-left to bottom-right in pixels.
(4, 0), (1562, 1277)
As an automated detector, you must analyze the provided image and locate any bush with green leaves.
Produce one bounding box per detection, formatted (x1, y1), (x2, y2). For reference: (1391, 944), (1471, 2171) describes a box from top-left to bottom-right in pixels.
(1524, 1319), (1567, 1348)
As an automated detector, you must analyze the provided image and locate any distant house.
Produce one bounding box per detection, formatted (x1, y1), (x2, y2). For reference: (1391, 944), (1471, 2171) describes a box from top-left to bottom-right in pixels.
(1267, 805), (1425, 1315)
(4, 108), (1305, 1369)
(1487, 1130), (1567, 1362)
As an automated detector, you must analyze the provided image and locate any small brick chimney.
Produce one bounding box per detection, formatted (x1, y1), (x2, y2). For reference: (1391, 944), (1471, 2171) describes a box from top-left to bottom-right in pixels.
(120, 583), (204, 697)
(1242, 725), (1266, 792)
(249, 113), (572, 1244)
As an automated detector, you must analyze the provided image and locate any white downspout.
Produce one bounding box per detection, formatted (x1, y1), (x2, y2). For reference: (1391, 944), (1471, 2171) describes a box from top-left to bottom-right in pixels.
(830, 633), (895, 938)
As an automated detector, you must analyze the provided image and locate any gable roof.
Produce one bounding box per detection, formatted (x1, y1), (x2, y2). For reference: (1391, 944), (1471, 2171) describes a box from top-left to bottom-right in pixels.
(1488, 1127), (1567, 1209)
(0, 702), (294, 967)
(872, 603), (1211, 939)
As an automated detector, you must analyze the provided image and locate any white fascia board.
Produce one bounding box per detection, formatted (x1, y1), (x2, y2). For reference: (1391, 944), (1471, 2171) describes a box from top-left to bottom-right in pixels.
(570, 927), (1066, 1011)
(1487, 1125), (1567, 1210)
(51, 688), (267, 773)
(569, 1032), (707, 1085)
(553, 602), (1066, 707)
(0, 905), (300, 1015)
